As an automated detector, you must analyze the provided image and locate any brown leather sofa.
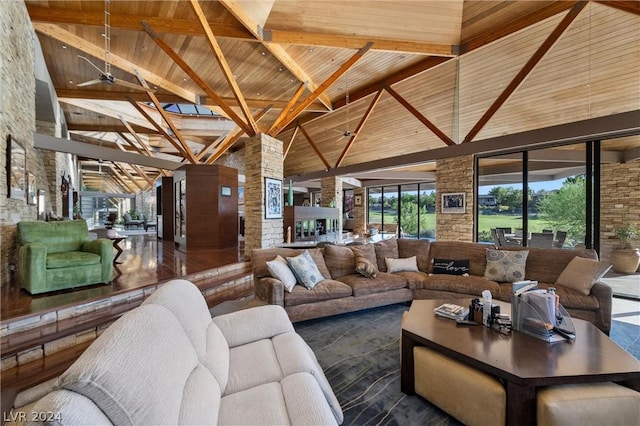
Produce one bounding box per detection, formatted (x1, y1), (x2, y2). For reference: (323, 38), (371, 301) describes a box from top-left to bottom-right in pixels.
(251, 239), (612, 334)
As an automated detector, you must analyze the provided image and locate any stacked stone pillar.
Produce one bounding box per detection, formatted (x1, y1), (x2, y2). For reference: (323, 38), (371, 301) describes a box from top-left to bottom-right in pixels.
(244, 133), (284, 258)
(321, 176), (343, 235)
(436, 155), (474, 241)
(352, 187), (367, 234)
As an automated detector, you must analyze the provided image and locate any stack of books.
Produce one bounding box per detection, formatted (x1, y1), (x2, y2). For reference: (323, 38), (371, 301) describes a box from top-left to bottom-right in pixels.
(434, 303), (469, 321)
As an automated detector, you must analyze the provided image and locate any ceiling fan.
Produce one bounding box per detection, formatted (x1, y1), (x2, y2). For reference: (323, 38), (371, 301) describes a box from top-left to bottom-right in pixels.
(76, 0), (154, 92)
(335, 72), (356, 140)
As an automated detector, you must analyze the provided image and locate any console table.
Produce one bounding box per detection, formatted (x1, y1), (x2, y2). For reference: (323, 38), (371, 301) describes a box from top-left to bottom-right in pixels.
(401, 299), (640, 426)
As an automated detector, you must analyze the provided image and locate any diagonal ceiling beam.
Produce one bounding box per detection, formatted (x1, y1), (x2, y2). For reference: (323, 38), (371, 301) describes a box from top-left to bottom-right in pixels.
(459, 2), (578, 54)
(384, 85), (455, 146)
(335, 88), (385, 167)
(113, 142), (155, 188)
(205, 106), (272, 165)
(34, 23), (199, 104)
(197, 134), (226, 162)
(128, 98), (190, 160)
(262, 29), (457, 56)
(299, 124), (331, 170)
(268, 83), (306, 135)
(190, 0), (258, 134)
(117, 120), (169, 177)
(596, 1), (640, 16)
(112, 162), (145, 191)
(270, 43), (374, 136)
(463, 1), (588, 143)
(283, 126), (299, 160)
(218, 0), (333, 111)
(141, 22), (251, 132)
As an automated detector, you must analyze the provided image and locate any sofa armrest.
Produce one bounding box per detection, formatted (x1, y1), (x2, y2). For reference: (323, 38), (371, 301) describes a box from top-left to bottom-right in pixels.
(590, 281), (613, 335)
(17, 242), (47, 291)
(82, 239), (114, 282)
(212, 305), (295, 347)
(254, 277), (285, 306)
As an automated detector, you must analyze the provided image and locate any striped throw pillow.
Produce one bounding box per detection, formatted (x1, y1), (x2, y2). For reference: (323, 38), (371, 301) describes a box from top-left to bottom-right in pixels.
(352, 247), (378, 279)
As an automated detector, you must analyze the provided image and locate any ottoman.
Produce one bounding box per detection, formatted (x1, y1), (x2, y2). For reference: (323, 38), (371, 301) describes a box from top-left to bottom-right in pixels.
(537, 382), (640, 426)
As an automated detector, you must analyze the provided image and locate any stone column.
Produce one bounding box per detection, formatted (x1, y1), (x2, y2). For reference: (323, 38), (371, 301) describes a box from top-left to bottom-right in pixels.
(436, 155), (474, 241)
(352, 187), (367, 234)
(321, 176), (343, 234)
(244, 133), (284, 258)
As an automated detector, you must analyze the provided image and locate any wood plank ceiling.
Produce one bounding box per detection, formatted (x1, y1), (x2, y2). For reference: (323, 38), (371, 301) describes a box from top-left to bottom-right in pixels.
(25, 0), (640, 192)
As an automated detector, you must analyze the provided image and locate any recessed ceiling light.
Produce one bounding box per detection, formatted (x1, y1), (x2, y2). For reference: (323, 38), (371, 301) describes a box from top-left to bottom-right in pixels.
(183, 78), (187, 82)
(68, 80), (74, 84)
(153, 86), (158, 90)
(256, 92), (260, 96)
(62, 45), (68, 49)
(308, 47), (314, 53)
(260, 51), (266, 56)
(278, 67), (283, 72)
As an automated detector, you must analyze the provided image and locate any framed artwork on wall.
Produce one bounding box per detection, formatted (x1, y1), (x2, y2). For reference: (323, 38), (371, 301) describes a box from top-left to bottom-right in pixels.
(6, 134), (26, 201)
(441, 192), (465, 214)
(354, 195), (363, 206)
(27, 173), (37, 205)
(264, 177), (283, 219)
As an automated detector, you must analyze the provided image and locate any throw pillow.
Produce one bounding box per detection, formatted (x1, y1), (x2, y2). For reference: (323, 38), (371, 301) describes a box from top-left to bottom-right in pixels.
(286, 250), (324, 289)
(484, 249), (528, 282)
(352, 247), (378, 279)
(386, 256), (419, 273)
(555, 256), (612, 296)
(432, 258), (470, 276)
(266, 255), (297, 293)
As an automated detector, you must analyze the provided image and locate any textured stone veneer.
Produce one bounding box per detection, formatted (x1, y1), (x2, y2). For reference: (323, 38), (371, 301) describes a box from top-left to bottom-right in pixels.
(436, 155), (474, 241)
(321, 176), (343, 233)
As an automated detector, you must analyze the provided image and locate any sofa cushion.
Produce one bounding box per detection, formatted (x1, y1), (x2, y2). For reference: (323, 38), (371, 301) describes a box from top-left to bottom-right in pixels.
(433, 258), (470, 275)
(374, 238), (399, 272)
(352, 247), (378, 278)
(178, 364), (221, 425)
(267, 255), (297, 292)
(498, 247), (598, 283)
(284, 279), (353, 307)
(46, 251), (101, 269)
(307, 247), (332, 279)
(287, 251), (325, 289)
(58, 304), (204, 425)
(429, 241), (492, 276)
(337, 272), (407, 297)
(219, 382), (290, 425)
(414, 274), (502, 297)
(17, 220), (89, 253)
(386, 256), (419, 273)
(281, 373), (341, 425)
(226, 339), (283, 395)
(484, 249), (528, 282)
(397, 239), (431, 272)
(323, 244), (356, 278)
(394, 270), (430, 289)
(555, 256), (612, 296)
(252, 248), (300, 278)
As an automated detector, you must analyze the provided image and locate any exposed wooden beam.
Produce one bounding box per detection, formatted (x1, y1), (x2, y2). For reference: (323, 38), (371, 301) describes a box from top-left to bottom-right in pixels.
(117, 123), (169, 177)
(384, 85), (455, 146)
(113, 142), (155, 187)
(67, 123), (155, 134)
(26, 5), (254, 39)
(459, 2), (578, 54)
(299, 125), (331, 170)
(218, 0), (332, 111)
(197, 134), (226, 161)
(34, 23), (199, 104)
(463, 1), (588, 143)
(283, 126), (299, 160)
(128, 98), (190, 160)
(271, 43), (374, 136)
(205, 106), (272, 165)
(189, 0), (258, 134)
(141, 22), (252, 133)
(268, 83), (306, 136)
(335, 88), (384, 167)
(595, 1), (640, 16)
(263, 29), (456, 56)
(116, 132), (144, 155)
(112, 162), (145, 191)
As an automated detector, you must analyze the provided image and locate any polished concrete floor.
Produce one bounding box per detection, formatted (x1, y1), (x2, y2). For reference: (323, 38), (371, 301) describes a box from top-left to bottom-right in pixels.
(1, 232), (244, 321)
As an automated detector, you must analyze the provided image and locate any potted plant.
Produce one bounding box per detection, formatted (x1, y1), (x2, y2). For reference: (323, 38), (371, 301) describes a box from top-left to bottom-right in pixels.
(611, 224), (640, 274)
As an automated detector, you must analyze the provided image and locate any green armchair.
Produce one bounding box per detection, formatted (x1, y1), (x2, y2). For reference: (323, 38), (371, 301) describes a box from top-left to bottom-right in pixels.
(17, 220), (113, 294)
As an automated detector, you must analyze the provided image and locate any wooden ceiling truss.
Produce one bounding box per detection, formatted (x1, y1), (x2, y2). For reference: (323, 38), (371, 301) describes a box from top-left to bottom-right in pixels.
(283, 126), (299, 160)
(299, 124), (331, 170)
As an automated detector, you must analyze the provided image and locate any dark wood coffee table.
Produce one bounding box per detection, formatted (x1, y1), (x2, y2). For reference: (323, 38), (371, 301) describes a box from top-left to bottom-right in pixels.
(401, 299), (640, 426)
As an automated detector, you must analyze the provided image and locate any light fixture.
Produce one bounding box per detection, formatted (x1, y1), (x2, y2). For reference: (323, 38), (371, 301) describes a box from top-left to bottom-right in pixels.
(62, 45), (68, 49)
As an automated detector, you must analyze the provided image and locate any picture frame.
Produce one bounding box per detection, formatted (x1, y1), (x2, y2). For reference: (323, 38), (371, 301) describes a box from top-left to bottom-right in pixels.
(441, 192), (465, 214)
(354, 194), (363, 206)
(221, 186), (232, 197)
(264, 177), (283, 219)
(27, 173), (37, 205)
(6, 134), (26, 201)
(314, 193), (322, 207)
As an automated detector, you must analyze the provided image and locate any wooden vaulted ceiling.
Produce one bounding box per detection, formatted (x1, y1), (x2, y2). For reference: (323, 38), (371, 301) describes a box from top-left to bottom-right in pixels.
(26, 1), (640, 193)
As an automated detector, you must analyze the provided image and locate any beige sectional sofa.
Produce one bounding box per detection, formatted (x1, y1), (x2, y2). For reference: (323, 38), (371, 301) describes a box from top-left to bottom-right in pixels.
(252, 239), (612, 334)
(11, 279), (343, 425)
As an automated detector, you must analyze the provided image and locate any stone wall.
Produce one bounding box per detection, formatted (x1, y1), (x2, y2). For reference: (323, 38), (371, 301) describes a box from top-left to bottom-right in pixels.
(599, 159), (640, 265)
(321, 176), (343, 232)
(244, 133), (283, 257)
(352, 187), (367, 234)
(0, 2), (36, 286)
(436, 155), (474, 241)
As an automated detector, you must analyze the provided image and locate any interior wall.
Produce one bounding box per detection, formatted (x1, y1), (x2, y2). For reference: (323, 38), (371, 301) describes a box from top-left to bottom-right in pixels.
(435, 155), (474, 241)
